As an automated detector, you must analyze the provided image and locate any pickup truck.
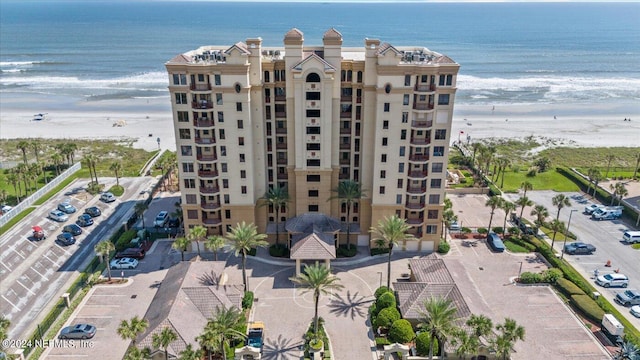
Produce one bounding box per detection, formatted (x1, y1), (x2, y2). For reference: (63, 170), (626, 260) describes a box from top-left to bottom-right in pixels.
(246, 321), (264, 353)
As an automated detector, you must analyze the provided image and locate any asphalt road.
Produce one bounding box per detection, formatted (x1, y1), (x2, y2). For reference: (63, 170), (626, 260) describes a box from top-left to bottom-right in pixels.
(0, 176), (156, 341)
(509, 190), (640, 330)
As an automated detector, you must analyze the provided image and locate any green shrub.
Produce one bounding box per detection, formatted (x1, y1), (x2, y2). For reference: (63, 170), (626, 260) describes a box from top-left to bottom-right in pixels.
(492, 227), (504, 234)
(477, 228), (488, 235)
(571, 294), (605, 323)
(242, 291), (254, 309)
(374, 286), (391, 299)
(437, 242), (450, 254)
(337, 245), (357, 257)
(86, 182), (105, 195)
(388, 319), (415, 344)
(542, 268), (563, 283)
(555, 278), (585, 296)
(632, 243), (640, 250)
(376, 292), (396, 310)
(519, 271), (542, 284)
(415, 331), (439, 357)
(108, 184), (124, 196)
(115, 229), (137, 251)
(247, 247), (257, 256)
(375, 337), (391, 347)
(375, 307), (401, 329)
(268, 244), (290, 258)
(371, 247), (390, 256)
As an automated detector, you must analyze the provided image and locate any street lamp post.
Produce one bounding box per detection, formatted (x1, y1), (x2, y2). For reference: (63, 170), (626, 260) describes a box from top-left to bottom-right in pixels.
(377, 271), (382, 288)
(561, 209), (578, 260)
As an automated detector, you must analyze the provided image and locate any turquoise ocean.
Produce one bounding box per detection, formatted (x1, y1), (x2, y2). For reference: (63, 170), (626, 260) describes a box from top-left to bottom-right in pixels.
(1, 1), (639, 107)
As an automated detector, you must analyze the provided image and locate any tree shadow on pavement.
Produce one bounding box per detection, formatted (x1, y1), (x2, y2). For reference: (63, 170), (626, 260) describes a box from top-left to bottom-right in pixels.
(262, 334), (304, 360)
(328, 290), (373, 320)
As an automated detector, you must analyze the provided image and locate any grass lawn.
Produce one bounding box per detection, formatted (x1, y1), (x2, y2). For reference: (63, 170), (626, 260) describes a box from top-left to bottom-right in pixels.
(541, 147), (640, 172)
(504, 240), (530, 253)
(499, 169), (580, 193)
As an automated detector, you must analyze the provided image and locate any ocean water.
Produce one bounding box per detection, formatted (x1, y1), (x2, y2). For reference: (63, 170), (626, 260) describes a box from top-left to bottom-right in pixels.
(1, 1), (639, 107)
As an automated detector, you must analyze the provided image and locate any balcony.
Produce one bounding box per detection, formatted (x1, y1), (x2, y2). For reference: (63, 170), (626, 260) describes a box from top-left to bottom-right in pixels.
(339, 142), (351, 150)
(410, 138), (431, 146)
(276, 143), (287, 149)
(193, 119), (214, 128)
(414, 84), (436, 92)
(196, 154), (217, 162)
(340, 112), (352, 118)
(340, 127), (351, 134)
(199, 187), (220, 194)
(339, 173), (350, 180)
(275, 112), (286, 118)
(198, 170), (218, 178)
(406, 217), (424, 225)
(276, 158), (287, 165)
(201, 202), (221, 210)
(275, 127), (287, 134)
(277, 173), (288, 180)
(190, 83), (212, 91)
(192, 101), (213, 109)
(203, 217), (222, 225)
(409, 154), (429, 162)
(408, 170), (428, 179)
(411, 120), (433, 129)
(406, 186), (426, 194)
(413, 103), (434, 111)
(340, 95), (352, 102)
(339, 158), (350, 165)
(274, 95), (286, 102)
(405, 202), (425, 210)
(195, 137), (216, 145)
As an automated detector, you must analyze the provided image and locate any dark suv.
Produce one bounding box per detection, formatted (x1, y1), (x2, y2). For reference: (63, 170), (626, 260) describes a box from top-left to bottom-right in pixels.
(115, 247), (146, 259)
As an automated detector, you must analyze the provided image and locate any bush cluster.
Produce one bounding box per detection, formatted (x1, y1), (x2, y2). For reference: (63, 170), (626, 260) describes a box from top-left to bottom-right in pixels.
(376, 292), (396, 310)
(371, 247), (390, 256)
(268, 244), (289, 258)
(336, 245), (357, 257)
(571, 294), (605, 323)
(519, 269), (563, 284)
(555, 278), (585, 296)
(415, 332), (439, 357)
(115, 229), (137, 251)
(242, 291), (254, 309)
(388, 319), (415, 344)
(375, 307), (401, 329)
(437, 242), (450, 254)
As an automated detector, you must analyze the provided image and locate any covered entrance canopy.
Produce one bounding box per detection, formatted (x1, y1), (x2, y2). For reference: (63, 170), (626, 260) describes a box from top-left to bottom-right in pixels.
(285, 213), (339, 275)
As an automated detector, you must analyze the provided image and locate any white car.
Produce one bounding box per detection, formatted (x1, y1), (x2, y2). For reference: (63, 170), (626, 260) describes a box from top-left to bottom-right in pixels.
(110, 258), (139, 270)
(100, 192), (116, 203)
(631, 305), (640, 318)
(49, 210), (69, 222)
(449, 221), (461, 231)
(154, 211), (169, 227)
(596, 273), (629, 288)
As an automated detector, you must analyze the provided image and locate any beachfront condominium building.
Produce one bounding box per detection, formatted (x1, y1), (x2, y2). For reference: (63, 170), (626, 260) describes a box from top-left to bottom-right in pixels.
(166, 28), (459, 252)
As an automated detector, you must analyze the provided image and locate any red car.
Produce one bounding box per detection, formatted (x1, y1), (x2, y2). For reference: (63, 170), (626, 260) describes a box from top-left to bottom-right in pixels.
(32, 226), (46, 240)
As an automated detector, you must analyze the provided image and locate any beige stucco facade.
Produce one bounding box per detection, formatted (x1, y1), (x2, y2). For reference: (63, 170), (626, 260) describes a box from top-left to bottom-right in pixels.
(166, 28), (459, 251)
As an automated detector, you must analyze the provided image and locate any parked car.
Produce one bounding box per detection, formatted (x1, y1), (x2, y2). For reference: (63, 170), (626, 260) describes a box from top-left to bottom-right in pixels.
(519, 222), (535, 235)
(115, 247), (145, 259)
(110, 257), (139, 270)
(1, 205), (13, 214)
(591, 206), (623, 221)
(76, 214), (94, 227)
(622, 231), (640, 244)
(563, 242), (596, 255)
(48, 210), (69, 222)
(615, 289), (640, 307)
(154, 211), (169, 227)
(168, 217), (181, 228)
(32, 225), (46, 240)
(84, 206), (102, 217)
(56, 232), (76, 246)
(100, 192), (116, 203)
(584, 203), (605, 215)
(58, 324), (96, 340)
(246, 321), (265, 353)
(57, 202), (77, 214)
(63, 224), (83, 236)
(596, 273), (629, 288)
(631, 305), (640, 318)
(486, 232), (505, 252)
(449, 221), (461, 231)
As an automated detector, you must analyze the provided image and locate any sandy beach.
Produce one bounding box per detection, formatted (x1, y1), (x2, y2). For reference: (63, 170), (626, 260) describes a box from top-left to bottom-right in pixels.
(1, 94), (639, 151)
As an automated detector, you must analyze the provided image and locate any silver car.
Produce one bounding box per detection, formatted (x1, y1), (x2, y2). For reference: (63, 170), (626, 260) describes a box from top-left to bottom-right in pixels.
(58, 324), (96, 339)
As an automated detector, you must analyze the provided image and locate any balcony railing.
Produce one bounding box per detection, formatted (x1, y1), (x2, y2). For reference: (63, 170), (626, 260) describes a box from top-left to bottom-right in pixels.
(411, 120), (433, 128)
(410, 138), (431, 146)
(193, 119), (214, 128)
(408, 170), (428, 178)
(339, 173), (350, 180)
(409, 154), (429, 162)
(195, 137), (216, 144)
(277, 173), (288, 180)
(275, 112), (286, 118)
(276, 143), (287, 149)
(339, 142), (351, 150)
(406, 217), (424, 225)
(414, 84), (436, 92)
(196, 154), (217, 162)
(201, 202), (221, 210)
(339, 158), (350, 165)
(275, 127), (287, 134)
(276, 158), (287, 165)
(413, 103), (434, 111)
(198, 170), (218, 178)
(199, 187), (220, 194)
(340, 112), (352, 118)
(274, 95), (286, 102)
(203, 217), (222, 225)
(340, 95), (352, 102)
(190, 83), (212, 91)
(406, 187), (426, 194)
(340, 127), (351, 134)
(405, 202), (425, 210)
(192, 101), (213, 109)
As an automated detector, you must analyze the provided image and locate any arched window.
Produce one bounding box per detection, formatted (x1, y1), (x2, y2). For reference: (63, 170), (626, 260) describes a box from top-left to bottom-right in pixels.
(306, 73), (321, 82)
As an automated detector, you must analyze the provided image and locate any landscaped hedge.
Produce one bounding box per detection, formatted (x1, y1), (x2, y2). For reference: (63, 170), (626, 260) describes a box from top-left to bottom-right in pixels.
(506, 235), (536, 252)
(336, 245), (357, 257)
(416, 331), (439, 357)
(374, 286), (391, 299)
(388, 319), (415, 344)
(242, 291), (254, 309)
(375, 307), (401, 329)
(115, 229), (138, 251)
(376, 292), (396, 309)
(571, 294), (605, 323)
(269, 244), (290, 258)
(555, 278), (586, 296)
(437, 241), (450, 254)
(371, 247), (390, 256)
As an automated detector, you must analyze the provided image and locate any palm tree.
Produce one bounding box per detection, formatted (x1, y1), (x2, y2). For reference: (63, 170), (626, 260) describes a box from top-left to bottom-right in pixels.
(117, 316), (149, 347)
(152, 327), (177, 360)
(197, 323), (221, 360)
(498, 157), (511, 188)
(586, 168), (600, 196)
(530, 204), (549, 231)
(609, 183), (618, 206)
(134, 202), (148, 228)
(172, 236), (190, 262)
(123, 347), (151, 360)
(289, 264), (344, 337)
(198, 305), (246, 360)
(485, 196), (502, 234)
(6, 172), (20, 202)
(94, 240), (115, 281)
(16, 140), (30, 165)
(516, 196), (533, 219)
(466, 313), (493, 339)
(226, 222), (269, 292)
(83, 153), (99, 185)
(442, 208), (457, 239)
(369, 215), (414, 289)
(605, 154), (616, 179)
(0, 315), (11, 347)
(451, 328), (479, 360)
(552, 193), (571, 220)
(615, 182), (628, 206)
(493, 318), (525, 360)
(633, 152), (640, 180)
(520, 181), (533, 197)
(179, 344), (203, 360)
(259, 185), (290, 247)
(470, 142), (483, 167)
(549, 219), (565, 251)
(328, 180), (366, 250)
(30, 140), (42, 164)
(110, 161), (123, 186)
(614, 340), (640, 360)
(205, 235), (226, 261)
(500, 201), (516, 234)
(51, 153), (63, 176)
(417, 296), (460, 360)
(189, 225), (208, 258)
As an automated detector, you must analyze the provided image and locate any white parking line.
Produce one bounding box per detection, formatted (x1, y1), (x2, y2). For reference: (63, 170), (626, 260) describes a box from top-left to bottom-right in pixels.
(53, 243), (73, 255)
(46, 355), (89, 357)
(90, 294), (126, 297)
(1, 295), (21, 311)
(84, 305), (119, 307)
(42, 253), (61, 267)
(0, 261), (12, 272)
(11, 247), (26, 259)
(16, 280), (36, 296)
(30, 266), (48, 279)
(76, 315), (113, 318)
